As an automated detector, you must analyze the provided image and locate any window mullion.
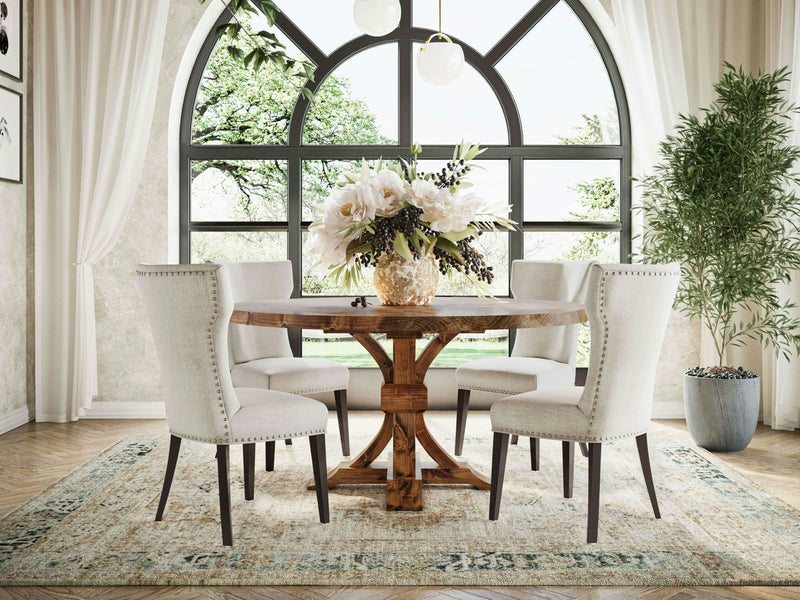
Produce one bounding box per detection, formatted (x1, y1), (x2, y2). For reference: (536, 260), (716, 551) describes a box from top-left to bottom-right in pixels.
(287, 156), (303, 356)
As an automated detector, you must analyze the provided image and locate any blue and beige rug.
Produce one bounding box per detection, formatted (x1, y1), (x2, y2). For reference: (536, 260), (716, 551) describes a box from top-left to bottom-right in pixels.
(0, 431), (799, 586)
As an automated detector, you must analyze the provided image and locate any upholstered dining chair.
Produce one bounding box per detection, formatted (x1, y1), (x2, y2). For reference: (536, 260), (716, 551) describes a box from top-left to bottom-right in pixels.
(220, 261), (351, 457)
(137, 263), (330, 546)
(454, 260), (596, 462)
(488, 262), (680, 543)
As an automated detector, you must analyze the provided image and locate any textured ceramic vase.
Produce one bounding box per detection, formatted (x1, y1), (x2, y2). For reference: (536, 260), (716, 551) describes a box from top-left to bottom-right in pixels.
(683, 374), (760, 452)
(373, 252), (439, 305)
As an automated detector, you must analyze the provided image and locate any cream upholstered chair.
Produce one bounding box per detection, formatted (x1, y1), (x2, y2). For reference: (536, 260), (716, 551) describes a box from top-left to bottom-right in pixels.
(222, 261), (351, 457)
(137, 263), (330, 546)
(454, 260), (596, 459)
(489, 263), (680, 543)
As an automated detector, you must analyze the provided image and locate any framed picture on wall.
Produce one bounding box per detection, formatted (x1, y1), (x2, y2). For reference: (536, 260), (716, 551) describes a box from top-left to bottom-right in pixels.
(0, 0), (22, 81)
(0, 84), (22, 182)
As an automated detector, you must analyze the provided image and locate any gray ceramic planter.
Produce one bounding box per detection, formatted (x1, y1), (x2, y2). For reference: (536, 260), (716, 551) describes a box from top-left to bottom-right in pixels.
(683, 374), (760, 452)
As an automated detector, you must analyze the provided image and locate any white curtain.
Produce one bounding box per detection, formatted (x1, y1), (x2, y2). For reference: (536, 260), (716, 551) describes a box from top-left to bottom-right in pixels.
(761, 0), (800, 430)
(34, 1), (169, 422)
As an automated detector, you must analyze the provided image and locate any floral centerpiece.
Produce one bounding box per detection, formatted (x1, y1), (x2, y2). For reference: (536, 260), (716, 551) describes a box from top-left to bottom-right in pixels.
(308, 142), (515, 305)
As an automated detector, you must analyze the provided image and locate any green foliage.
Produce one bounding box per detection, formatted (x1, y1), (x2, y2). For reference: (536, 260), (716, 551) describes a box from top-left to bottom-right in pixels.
(637, 63), (800, 365)
(192, 24), (393, 223)
(199, 0), (314, 97)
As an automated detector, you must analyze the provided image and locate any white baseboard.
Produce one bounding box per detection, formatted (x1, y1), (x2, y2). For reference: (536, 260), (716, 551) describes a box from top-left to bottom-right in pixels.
(0, 405), (35, 435)
(82, 401), (166, 419)
(652, 401), (685, 420)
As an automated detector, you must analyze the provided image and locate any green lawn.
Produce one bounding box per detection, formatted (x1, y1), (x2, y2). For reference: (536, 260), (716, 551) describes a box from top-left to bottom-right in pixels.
(302, 336), (509, 368)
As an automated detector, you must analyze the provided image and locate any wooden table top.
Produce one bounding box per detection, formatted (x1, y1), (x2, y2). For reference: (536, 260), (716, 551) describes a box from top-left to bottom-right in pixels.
(231, 296), (587, 334)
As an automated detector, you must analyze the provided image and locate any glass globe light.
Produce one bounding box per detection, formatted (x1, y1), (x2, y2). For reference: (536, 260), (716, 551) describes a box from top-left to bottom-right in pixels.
(417, 39), (464, 86)
(352, 0), (401, 37)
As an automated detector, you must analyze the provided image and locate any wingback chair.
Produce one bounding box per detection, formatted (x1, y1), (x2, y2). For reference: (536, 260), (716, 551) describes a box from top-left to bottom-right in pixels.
(488, 263), (680, 543)
(221, 261), (351, 457)
(137, 263), (330, 546)
(454, 260), (596, 461)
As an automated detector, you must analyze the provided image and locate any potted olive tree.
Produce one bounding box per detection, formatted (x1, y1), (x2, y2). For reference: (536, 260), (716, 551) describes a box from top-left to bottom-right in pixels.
(637, 63), (800, 452)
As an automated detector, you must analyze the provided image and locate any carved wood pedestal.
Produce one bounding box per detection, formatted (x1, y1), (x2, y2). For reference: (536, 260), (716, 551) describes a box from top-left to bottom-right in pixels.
(231, 296), (586, 511)
(317, 332), (490, 510)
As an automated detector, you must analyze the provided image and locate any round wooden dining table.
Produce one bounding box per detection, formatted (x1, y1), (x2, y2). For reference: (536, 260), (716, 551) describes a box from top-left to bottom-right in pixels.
(231, 296), (587, 511)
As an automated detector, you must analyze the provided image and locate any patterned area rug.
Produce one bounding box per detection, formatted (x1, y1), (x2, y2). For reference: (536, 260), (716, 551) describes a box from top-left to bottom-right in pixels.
(1, 431), (799, 586)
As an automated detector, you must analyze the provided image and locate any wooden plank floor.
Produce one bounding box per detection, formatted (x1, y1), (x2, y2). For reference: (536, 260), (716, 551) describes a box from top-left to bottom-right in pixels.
(0, 413), (799, 599)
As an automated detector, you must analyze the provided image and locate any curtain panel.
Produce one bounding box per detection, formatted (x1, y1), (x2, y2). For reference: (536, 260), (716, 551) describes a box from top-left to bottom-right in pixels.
(34, 1), (168, 421)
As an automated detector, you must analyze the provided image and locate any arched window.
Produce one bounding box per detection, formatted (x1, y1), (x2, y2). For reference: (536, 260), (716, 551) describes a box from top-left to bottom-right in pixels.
(180, 0), (631, 366)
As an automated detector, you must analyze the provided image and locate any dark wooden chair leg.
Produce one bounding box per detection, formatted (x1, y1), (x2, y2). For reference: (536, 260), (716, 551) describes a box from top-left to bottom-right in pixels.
(334, 389), (350, 456)
(489, 432), (510, 520)
(243, 443), (255, 501)
(562, 441), (574, 498)
(216, 445), (233, 546)
(510, 435), (519, 445)
(155, 435), (181, 521)
(309, 434), (330, 523)
(530, 437), (540, 471)
(265, 440), (276, 472)
(454, 388), (470, 456)
(579, 442), (589, 457)
(285, 439), (292, 446)
(587, 442), (602, 543)
(636, 433), (661, 519)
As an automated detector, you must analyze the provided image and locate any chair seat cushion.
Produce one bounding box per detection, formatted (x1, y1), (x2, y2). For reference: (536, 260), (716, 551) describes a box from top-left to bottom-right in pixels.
(230, 357), (349, 395)
(228, 387), (329, 443)
(455, 357), (574, 394)
(490, 387), (590, 441)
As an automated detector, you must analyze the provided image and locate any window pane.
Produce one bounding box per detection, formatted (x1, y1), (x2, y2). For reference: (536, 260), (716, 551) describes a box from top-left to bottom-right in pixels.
(437, 230), (509, 297)
(497, 2), (619, 144)
(431, 332), (509, 367)
(302, 332), (391, 367)
(191, 160), (287, 221)
(278, 0), (362, 55)
(190, 231), (287, 263)
(524, 160), (619, 222)
(192, 19), (307, 145)
(304, 45), (398, 145)
(523, 231), (619, 262)
(413, 45), (507, 144)
(414, 0), (538, 55)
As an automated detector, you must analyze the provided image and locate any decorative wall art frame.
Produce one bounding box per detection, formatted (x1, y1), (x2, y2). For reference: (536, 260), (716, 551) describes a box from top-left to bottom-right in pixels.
(0, 84), (22, 182)
(0, 0), (22, 81)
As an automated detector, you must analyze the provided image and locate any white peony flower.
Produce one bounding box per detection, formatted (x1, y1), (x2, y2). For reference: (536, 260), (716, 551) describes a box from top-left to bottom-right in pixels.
(371, 169), (406, 217)
(409, 180), (485, 233)
(323, 182), (380, 234)
(308, 222), (350, 268)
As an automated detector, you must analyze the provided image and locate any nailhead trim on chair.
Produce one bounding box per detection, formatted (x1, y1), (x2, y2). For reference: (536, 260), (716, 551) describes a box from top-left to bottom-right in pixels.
(492, 426), (647, 443)
(459, 385), (531, 394)
(283, 386), (347, 395)
(170, 428), (327, 445)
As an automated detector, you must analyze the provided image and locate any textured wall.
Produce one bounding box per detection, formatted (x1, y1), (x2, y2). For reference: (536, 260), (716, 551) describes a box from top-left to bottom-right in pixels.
(93, 0), (207, 404)
(0, 1), (32, 421)
(90, 0), (699, 412)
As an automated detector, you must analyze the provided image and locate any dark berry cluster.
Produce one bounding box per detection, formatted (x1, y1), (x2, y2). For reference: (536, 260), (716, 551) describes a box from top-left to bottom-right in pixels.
(433, 232), (495, 284)
(431, 159), (470, 189)
(357, 206), (433, 268)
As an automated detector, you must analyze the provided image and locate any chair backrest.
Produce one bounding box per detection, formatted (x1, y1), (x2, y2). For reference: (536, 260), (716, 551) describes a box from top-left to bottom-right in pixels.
(137, 263), (239, 443)
(218, 261), (294, 364)
(510, 260), (597, 364)
(578, 263), (680, 439)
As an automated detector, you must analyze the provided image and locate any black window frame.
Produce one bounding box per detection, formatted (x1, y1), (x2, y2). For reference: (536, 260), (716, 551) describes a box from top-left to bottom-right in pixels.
(179, 0), (632, 358)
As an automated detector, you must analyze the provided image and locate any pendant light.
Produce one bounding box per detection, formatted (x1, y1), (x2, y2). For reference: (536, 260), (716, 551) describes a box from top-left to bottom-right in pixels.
(417, 0), (464, 86)
(353, 0), (401, 37)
